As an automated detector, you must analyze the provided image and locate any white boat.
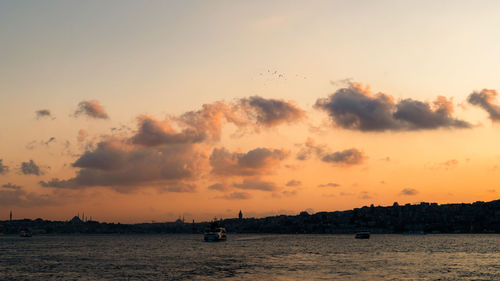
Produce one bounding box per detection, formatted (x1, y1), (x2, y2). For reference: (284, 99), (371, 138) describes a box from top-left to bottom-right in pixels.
(204, 220), (227, 242)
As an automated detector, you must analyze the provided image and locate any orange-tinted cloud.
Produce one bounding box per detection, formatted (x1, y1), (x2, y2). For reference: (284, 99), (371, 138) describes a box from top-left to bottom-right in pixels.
(318, 182), (340, 188)
(0, 186), (55, 207)
(74, 100), (109, 119)
(315, 83), (470, 131)
(208, 183), (231, 192)
(210, 147), (288, 176)
(217, 191), (252, 200)
(131, 116), (204, 146)
(285, 180), (301, 187)
(40, 139), (202, 192)
(233, 179), (278, 191)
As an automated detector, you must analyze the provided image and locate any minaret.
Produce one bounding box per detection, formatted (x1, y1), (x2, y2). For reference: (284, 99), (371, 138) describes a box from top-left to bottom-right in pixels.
(238, 210), (243, 221)
(9, 210), (12, 221)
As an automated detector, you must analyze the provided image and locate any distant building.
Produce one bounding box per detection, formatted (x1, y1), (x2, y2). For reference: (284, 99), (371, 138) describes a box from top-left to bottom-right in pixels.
(70, 216), (83, 224)
(9, 210), (12, 222)
(238, 210), (243, 220)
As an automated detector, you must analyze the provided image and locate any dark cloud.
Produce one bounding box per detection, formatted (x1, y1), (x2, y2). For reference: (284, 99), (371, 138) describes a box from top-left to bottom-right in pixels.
(321, 148), (365, 166)
(285, 180), (301, 187)
(400, 188), (418, 195)
(21, 160), (42, 175)
(40, 139), (201, 192)
(467, 89), (500, 121)
(161, 183), (196, 193)
(233, 179), (278, 191)
(315, 83), (471, 131)
(217, 192), (251, 200)
(240, 96), (305, 127)
(2, 183), (21, 190)
(35, 109), (53, 120)
(45, 137), (56, 145)
(210, 147), (288, 176)
(0, 159), (8, 175)
(208, 183), (231, 192)
(318, 182), (340, 188)
(0, 186), (56, 207)
(74, 100), (109, 119)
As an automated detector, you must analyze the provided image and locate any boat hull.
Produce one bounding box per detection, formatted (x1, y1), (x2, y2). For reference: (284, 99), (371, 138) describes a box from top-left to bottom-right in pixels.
(204, 233), (227, 242)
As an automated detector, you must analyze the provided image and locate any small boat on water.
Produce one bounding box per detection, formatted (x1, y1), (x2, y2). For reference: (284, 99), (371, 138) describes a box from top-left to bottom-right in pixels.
(355, 231), (370, 239)
(204, 220), (227, 242)
(19, 229), (32, 237)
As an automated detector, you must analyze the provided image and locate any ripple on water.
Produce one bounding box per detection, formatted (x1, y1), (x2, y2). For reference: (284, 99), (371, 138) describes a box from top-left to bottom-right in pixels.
(0, 234), (499, 280)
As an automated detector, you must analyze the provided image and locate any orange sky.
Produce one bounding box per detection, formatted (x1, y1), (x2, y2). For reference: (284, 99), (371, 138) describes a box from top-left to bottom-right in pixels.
(1, 1), (500, 223)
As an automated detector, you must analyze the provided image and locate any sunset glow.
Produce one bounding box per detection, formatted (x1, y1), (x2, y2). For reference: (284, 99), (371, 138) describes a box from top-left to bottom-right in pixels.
(2, 1), (500, 223)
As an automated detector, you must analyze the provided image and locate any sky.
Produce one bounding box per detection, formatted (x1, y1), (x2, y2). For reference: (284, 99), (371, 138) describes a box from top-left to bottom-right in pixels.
(1, 0), (500, 223)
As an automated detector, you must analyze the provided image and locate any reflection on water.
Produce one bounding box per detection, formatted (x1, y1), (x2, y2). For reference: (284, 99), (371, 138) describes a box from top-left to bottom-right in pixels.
(1, 234), (499, 280)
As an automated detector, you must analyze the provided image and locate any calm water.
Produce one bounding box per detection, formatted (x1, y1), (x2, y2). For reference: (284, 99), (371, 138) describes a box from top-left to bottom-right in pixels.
(0, 234), (499, 280)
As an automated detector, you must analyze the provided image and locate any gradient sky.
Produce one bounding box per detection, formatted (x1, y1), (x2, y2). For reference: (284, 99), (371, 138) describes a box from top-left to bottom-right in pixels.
(1, 1), (500, 223)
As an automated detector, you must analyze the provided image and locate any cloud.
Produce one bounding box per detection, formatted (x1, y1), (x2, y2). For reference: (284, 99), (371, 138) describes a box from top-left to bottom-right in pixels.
(35, 109), (53, 120)
(45, 137), (56, 145)
(217, 192), (252, 200)
(177, 101), (248, 141)
(40, 139), (202, 192)
(240, 96), (305, 127)
(21, 160), (42, 175)
(26, 137), (57, 150)
(233, 179), (278, 191)
(2, 183), (21, 190)
(74, 100), (109, 119)
(315, 82), (471, 131)
(441, 159), (459, 169)
(77, 129), (88, 142)
(161, 183), (196, 193)
(0, 159), (8, 175)
(467, 89), (500, 121)
(0, 185), (56, 207)
(282, 190), (297, 197)
(296, 138), (327, 161)
(358, 191), (373, 199)
(318, 182), (340, 188)
(0, 190), (55, 207)
(400, 188), (419, 195)
(208, 183), (231, 192)
(131, 116), (204, 146)
(321, 148), (365, 166)
(285, 180), (301, 187)
(210, 147), (288, 176)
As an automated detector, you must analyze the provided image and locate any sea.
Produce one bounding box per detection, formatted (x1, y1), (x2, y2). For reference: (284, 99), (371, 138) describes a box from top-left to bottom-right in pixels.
(0, 234), (499, 280)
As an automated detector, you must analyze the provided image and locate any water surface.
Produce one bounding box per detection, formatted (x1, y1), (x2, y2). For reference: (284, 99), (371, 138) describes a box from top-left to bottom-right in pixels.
(1, 234), (499, 280)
